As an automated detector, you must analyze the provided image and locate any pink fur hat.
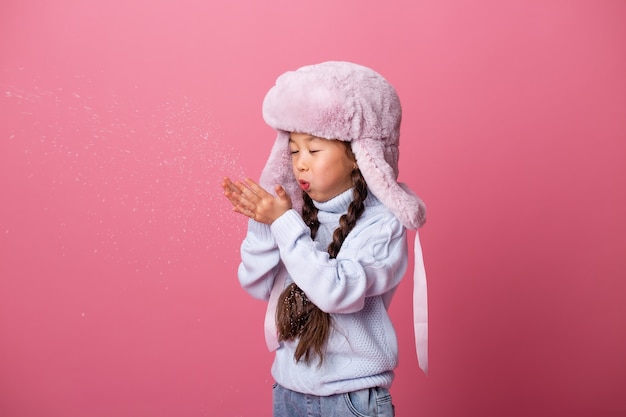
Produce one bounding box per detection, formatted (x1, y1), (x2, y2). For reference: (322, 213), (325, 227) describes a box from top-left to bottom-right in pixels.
(260, 61), (426, 229)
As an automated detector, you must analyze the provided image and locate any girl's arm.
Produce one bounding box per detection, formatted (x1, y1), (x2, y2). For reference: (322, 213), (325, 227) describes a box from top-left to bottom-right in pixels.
(222, 177), (284, 300)
(270, 209), (408, 314)
(237, 219), (281, 300)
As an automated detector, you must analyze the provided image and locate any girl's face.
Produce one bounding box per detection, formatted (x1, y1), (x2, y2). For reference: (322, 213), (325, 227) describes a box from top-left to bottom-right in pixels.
(289, 132), (356, 202)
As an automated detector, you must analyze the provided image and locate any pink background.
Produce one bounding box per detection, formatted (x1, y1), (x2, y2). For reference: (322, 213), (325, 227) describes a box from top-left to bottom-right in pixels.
(1, 1), (625, 416)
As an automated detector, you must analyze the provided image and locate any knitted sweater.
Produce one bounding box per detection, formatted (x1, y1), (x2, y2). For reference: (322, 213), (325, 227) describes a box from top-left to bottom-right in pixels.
(237, 188), (408, 396)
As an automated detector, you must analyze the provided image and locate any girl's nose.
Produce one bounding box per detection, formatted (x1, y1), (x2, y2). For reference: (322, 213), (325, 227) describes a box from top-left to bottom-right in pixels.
(295, 156), (308, 171)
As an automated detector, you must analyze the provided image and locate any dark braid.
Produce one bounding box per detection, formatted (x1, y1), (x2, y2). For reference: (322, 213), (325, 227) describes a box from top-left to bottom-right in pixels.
(276, 167), (368, 366)
(301, 192), (320, 239)
(327, 169), (368, 258)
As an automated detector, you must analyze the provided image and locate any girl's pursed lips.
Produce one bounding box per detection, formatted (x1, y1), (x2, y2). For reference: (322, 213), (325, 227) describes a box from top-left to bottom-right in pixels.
(298, 180), (310, 191)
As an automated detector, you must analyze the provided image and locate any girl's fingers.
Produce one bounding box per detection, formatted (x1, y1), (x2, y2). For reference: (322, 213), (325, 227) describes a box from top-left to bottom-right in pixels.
(275, 185), (293, 209)
(243, 178), (270, 198)
(275, 184), (287, 198)
(223, 178), (252, 211)
(232, 179), (269, 209)
(222, 177), (241, 197)
(223, 178), (293, 224)
(233, 182), (256, 207)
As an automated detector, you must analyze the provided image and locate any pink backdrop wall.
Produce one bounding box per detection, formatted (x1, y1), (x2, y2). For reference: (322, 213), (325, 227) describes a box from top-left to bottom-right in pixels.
(1, 1), (624, 416)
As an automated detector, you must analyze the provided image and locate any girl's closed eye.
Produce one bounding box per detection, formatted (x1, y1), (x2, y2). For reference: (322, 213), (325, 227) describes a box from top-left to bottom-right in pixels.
(290, 148), (320, 155)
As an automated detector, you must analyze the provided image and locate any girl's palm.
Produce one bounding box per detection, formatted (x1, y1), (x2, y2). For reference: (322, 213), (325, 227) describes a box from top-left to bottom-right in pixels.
(222, 177), (292, 224)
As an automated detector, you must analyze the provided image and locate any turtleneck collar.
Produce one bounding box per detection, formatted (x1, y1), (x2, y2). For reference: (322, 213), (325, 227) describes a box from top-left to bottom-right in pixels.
(312, 187), (379, 214)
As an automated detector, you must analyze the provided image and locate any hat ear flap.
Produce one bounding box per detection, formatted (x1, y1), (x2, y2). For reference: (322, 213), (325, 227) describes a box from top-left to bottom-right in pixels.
(259, 131), (303, 214)
(352, 139), (426, 229)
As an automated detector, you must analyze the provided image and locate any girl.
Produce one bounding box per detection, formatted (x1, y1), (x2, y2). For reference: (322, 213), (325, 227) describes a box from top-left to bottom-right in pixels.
(222, 61), (427, 417)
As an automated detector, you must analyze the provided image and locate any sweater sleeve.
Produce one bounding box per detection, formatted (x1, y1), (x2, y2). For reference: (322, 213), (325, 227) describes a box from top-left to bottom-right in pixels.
(237, 219), (281, 301)
(270, 209), (408, 314)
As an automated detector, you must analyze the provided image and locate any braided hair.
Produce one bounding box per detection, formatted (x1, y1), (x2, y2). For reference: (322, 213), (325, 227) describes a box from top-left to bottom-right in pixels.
(276, 161), (368, 366)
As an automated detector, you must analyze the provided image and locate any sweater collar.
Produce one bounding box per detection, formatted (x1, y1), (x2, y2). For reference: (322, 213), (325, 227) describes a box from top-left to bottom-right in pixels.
(312, 188), (378, 214)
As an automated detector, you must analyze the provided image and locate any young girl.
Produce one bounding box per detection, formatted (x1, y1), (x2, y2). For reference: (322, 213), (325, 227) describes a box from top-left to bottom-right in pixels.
(222, 61), (427, 417)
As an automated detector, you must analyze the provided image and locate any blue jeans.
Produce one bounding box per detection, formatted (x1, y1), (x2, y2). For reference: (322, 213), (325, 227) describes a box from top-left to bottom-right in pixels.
(272, 383), (395, 417)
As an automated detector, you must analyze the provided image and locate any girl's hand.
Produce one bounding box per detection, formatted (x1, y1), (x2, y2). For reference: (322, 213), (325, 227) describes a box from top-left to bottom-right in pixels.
(221, 177), (292, 224)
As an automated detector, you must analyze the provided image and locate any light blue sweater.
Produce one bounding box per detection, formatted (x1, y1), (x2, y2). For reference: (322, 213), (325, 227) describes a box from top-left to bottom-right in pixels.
(238, 188), (408, 396)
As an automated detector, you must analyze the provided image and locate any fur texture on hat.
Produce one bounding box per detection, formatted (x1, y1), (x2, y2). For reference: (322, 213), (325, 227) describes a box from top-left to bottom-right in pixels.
(260, 61), (426, 229)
